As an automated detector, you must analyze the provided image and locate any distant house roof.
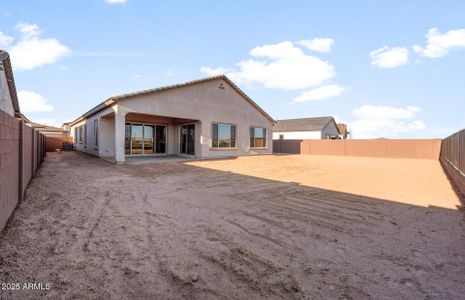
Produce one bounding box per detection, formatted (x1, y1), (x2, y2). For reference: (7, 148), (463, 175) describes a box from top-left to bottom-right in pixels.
(337, 123), (348, 134)
(28, 122), (69, 137)
(0, 50), (21, 117)
(274, 116), (339, 133)
(69, 75), (274, 126)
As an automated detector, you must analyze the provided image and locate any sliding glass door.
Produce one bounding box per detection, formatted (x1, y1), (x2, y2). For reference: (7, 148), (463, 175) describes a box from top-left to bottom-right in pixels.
(131, 124), (143, 154)
(180, 124), (195, 155)
(155, 125), (166, 154)
(125, 123), (166, 155)
(143, 125), (154, 154)
(125, 124), (131, 154)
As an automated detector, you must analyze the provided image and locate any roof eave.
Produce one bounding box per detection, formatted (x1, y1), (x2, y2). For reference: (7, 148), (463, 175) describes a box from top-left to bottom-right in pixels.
(68, 99), (116, 127)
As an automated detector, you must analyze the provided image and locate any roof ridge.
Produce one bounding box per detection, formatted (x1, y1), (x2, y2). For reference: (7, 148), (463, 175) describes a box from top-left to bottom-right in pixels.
(274, 116), (337, 132)
(277, 116), (333, 121)
(108, 75), (226, 101)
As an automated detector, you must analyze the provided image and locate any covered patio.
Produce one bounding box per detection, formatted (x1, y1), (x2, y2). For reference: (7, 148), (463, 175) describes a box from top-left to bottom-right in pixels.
(99, 110), (200, 164)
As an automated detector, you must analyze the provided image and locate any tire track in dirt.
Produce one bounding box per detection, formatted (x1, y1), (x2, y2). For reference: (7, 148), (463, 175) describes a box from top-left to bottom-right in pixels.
(195, 228), (303, 299)
(222, 219), (293, 250)
(137, 191), (224, 299)
(232, 184), (385, 239)
(82, 197), (111, 252)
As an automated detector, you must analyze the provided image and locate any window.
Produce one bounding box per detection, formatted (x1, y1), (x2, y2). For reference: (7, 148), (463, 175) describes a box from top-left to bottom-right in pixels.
(212, 123), (236, 148)
(84, 124), (87, 145)
(250, 127), (267, 148)
(74, 127), (78, 143)
(94, 119), (98, 149)
(78, 126), (83, 144)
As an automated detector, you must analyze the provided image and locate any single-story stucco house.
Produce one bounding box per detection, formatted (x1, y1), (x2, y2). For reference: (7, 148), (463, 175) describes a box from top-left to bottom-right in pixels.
(273, 116), (341, 140)
(68, 75), (274, 163)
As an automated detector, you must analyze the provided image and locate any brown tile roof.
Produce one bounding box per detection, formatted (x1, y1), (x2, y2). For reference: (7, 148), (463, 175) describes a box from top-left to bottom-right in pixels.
(274, 116), (339, 133)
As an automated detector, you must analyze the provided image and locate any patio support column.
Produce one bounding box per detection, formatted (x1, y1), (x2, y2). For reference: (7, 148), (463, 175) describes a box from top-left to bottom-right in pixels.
(114, 110), (126, 164)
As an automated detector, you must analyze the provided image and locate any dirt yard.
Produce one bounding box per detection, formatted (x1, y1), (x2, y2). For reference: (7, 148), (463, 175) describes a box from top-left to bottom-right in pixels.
(0, 152), (464, 299)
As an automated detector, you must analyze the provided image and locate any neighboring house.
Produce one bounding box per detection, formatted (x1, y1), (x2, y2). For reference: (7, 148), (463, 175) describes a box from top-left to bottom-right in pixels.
(273, 116), (341, 140)
(68, 75), (274, 163)
(29, 122), (70, 138)
(337, 123), (350, 139)
(0, 50), (21, 119)
(61, 121), (71, 132)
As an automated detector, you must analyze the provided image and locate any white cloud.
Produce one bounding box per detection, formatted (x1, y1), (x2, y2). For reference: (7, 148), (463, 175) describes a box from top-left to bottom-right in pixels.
(297, 38), (334, 53)
(16, 22), (40, 39)
(294, 84), (346, 102)
(370, 46), (409, 68)
(200, 66), (232, 76)
(202, 41), (336, 90)
(0, 31), (13, 47)
(105, 0), (127, 3)
(8, 22), (70, 71)
(250, 41), (304, 59)
(18, 91), (54, 113)
(413, 27), (465, 58)
(349, 105), (426, 138)
(353, 105), (420, 120)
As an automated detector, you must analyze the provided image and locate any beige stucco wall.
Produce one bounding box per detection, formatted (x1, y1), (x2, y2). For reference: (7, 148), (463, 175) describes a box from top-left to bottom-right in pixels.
(118, 78), (273, 159)
(70, 78), (273, 162)
(0, 67), (14, 116)
(99, 115), (115, 157)
(71, 116), (100, 157)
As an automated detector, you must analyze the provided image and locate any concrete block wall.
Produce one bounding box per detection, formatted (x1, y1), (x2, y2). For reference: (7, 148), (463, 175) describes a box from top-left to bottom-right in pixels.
(45, 136), (73, 152)
(32, 130), (38, 174)
(274, 138), (442, 160)
(21, 123), (32, 199)
(0, 110), (20, 231)
(0, 110), (46, 232)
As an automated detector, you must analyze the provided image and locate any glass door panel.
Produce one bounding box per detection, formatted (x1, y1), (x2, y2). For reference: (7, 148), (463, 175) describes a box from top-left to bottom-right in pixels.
(155, 125), (166, 154)
(180, 126), (187, 154)
(187, 124), (195, 155)
(143, 125), (154, 154)
(180, 124), (195, 155)
(125, 124), (131, 154)
(131, 124), (143, 154)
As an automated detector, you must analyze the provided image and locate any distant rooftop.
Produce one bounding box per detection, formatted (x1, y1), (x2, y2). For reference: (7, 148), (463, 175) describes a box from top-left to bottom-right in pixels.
(274, 116), (337, 132)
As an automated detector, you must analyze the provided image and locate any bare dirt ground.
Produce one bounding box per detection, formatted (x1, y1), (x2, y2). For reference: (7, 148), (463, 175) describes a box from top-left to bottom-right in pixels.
(0, 152), (464, 299)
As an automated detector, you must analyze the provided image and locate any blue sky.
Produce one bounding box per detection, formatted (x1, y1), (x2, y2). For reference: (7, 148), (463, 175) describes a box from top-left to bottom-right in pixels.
(1, 0), (464, 138)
